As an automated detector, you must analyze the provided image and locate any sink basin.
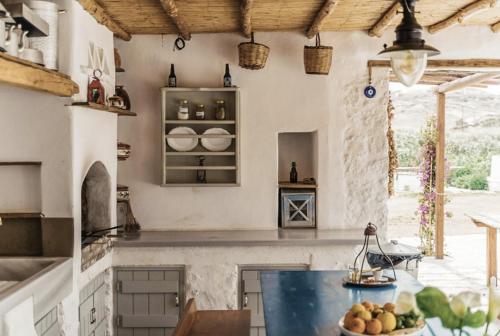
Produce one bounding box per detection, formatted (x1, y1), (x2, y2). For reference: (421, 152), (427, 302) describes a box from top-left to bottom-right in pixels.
(0, 257), (72, 322)
(0, 258), (55, 282)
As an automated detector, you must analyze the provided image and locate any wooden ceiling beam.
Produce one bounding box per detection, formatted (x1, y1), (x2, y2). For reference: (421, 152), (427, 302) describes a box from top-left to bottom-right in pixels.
(159, 0), (191, 40)
(368, 1), (401, 38)
(491, 20), (500, 33)
(77, 0), (131, 41)
(369, 59), (500, 70)
(428, 0), (497, 34)
(240, 0), (253, 38)
(306, 0), (339, 39)
(437, 72), (500, 93)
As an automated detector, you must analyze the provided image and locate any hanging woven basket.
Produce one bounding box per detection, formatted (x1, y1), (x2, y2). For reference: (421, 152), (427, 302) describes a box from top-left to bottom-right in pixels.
(304, 34), (333, 75)
(238, 32), (270, 70)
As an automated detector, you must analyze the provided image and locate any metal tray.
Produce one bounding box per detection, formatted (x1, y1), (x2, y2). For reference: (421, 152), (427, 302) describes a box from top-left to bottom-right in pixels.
(342, 275), (396, 288)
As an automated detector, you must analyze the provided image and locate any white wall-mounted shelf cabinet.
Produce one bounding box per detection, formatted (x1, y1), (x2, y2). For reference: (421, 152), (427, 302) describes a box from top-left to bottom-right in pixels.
(161, 87), (240, 187)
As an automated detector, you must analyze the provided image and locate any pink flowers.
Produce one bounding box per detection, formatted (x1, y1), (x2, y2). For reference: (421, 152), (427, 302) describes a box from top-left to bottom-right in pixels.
(417, 117), (439, 255)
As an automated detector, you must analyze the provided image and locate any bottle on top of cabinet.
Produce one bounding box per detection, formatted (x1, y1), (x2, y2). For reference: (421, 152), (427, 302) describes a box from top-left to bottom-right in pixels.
(223, 64), (232, 87)
(177, 100), (189, 120)
(290, 162), (298, 183)
(215, 100), (226, 120)
(168, 64), (177, 87)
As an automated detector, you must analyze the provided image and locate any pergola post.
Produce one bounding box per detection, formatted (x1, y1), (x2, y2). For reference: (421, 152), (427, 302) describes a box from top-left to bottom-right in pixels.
(435, 92), (446, 259)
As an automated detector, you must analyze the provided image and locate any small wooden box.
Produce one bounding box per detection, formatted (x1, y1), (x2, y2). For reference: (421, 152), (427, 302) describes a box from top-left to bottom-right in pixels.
(280, 189), (316, 228)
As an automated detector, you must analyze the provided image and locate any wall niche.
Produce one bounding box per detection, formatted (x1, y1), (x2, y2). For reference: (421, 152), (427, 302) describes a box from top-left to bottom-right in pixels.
(278, 132), (318, 184)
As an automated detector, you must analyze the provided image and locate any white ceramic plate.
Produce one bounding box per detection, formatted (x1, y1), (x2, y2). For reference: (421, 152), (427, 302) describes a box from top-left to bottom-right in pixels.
(201, 128), (232, 152)
(338, 317), (425, 336)
(167, 127), (198, 152)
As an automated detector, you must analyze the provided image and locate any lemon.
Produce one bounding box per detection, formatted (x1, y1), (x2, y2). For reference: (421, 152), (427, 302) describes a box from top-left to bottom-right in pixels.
(377, 312), (397, 333)
(351, 303), (366, 314)
(357, 310), (373, 321)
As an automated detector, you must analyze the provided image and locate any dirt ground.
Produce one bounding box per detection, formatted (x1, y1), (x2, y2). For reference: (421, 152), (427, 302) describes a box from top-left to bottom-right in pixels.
(387, 192), (500, 239)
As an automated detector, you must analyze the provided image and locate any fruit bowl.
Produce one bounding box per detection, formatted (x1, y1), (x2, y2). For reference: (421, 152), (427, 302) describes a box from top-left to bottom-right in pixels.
(339, 317), (425, 336)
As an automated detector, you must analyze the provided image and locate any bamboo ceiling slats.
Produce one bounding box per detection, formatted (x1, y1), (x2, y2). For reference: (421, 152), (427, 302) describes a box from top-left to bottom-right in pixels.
(92, 0), (500, 39)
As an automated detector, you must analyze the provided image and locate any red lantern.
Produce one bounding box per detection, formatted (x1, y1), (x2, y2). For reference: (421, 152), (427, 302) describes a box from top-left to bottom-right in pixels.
(87, 69), (105, 105)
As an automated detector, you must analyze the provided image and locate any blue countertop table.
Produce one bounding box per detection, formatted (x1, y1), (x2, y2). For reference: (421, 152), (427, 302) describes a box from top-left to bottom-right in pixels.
(260, 270), (465, 336)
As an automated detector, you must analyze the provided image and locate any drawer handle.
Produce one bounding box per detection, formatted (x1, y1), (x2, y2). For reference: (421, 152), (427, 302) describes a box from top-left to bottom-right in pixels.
(243, 293), (248, 307)
(175, 293), (179, 307)
(90, 307), (96, 324)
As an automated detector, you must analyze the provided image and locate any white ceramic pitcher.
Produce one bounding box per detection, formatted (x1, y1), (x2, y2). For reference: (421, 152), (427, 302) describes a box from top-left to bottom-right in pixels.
(5, 24), (27, 57)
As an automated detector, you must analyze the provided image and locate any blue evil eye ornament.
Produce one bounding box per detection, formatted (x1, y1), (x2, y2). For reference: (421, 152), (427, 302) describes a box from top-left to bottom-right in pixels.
(364, 85), (377, 99)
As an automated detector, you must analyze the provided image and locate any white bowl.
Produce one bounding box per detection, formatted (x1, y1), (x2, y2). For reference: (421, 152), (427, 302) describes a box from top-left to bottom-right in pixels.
(338, 317), (425, 336)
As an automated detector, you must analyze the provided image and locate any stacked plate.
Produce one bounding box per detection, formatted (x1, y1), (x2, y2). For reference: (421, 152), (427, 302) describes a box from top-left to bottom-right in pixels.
(167, 127), (232, 152)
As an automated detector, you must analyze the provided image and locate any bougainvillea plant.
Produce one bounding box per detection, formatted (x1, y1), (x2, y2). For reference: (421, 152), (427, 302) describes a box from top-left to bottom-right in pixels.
(417, 117), (439, 256)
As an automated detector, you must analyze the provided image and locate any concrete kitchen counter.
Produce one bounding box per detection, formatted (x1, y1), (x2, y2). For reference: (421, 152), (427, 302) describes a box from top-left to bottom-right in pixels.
(112, 229), (365, 248)
(0, 257), (73, 322)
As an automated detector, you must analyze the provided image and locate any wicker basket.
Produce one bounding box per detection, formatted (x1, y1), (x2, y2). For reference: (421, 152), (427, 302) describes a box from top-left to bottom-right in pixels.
(304, 35), (333, 75)
(238, 33), (270, 70)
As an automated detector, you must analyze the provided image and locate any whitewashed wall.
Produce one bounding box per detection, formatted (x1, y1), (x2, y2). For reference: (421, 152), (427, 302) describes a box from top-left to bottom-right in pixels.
(116, 32), (390, 231)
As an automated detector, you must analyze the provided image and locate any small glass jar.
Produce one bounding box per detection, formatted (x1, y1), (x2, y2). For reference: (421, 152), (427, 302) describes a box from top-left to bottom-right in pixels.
(215, 100), (226, 120)
(177, 100), (189, 120)
(195, 104), (205, 120)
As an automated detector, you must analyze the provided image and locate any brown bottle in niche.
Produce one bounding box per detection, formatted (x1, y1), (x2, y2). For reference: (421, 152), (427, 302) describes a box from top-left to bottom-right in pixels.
(290, 162), (298, 183)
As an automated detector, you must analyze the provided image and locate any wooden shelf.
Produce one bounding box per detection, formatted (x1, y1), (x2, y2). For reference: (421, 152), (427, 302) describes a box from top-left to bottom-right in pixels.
(165, 166), (237, 170)
(162, 87), (239, 92)
(0, 161), (41, 166)
(165, 134), (236, 139)
(162, 183), (240, 187)
(0, 212), (44, 219)
(165, 120), (235, 125)
(162, 88), (240, 186)
(279, 182), (317, 189)
(70, 102), (137, 116)
(166, 152), (236, 156)
(0, 52), (79, 97)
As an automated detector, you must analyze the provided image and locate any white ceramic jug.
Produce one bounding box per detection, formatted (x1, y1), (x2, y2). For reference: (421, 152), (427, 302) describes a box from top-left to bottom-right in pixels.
(0, 18), (5, 52)
(5, 24), (27, 57)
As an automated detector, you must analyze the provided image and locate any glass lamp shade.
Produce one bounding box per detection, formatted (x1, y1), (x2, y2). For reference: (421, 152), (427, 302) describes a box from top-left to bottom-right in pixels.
(389, 50), (428, 87)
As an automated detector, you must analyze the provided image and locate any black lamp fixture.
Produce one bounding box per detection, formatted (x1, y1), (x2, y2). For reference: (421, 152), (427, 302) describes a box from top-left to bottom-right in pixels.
(379, 0), (440, 87)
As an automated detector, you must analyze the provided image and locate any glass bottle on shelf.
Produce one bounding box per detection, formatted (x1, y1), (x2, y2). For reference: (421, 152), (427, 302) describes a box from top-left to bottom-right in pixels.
(290, 162), (298, 183)
(195, 104), (205, 120)
(197, 156), (207, 183)
(177, 100), (189, 120)
(215, 100), (226, 120)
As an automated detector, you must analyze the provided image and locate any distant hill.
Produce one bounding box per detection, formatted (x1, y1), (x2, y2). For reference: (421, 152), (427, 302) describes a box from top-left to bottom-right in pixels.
(390, 84), (500, 135)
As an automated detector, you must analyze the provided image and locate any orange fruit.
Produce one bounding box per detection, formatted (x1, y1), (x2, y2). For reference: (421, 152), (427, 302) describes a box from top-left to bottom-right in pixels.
(344, 311), (356, 329)
(362, 301), (374, 312)
(383, 302), (396, 313)
(366, 319), (383, 335)
(348, 318), (366, 334)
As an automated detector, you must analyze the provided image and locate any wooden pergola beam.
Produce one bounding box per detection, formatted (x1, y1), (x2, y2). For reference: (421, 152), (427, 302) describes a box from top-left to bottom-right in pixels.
(368, 59), (500, 70)
(368, 1), (401, 38)
(428, 0), (497, 35)
(77, 0), (131, 41)
(159, 0), (191, 40)
(306, 0), (339, 39)
(437, 72), (500, 93)
(240, 0), (253, 38)
(435, 92), (446, 259)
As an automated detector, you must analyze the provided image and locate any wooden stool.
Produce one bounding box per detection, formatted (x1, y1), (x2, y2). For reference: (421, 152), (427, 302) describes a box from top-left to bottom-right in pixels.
(173, 299), (251, 336)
